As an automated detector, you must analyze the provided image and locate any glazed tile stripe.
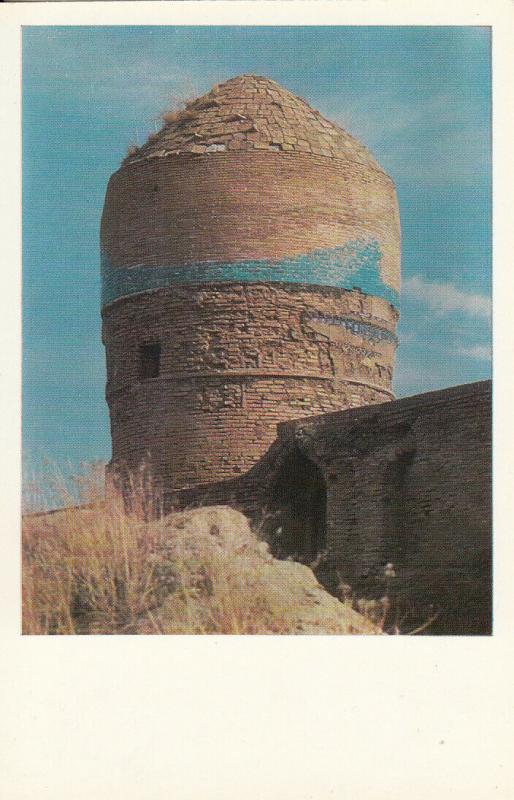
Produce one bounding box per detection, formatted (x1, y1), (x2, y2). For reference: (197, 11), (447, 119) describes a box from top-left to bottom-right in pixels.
(307, 313), (398, 345)
(101, 239), (400, 310)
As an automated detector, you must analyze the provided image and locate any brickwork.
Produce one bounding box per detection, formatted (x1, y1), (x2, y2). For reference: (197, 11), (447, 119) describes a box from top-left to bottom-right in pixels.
(99, 75), (490, 633)
(101, 151), (400, 298)
(101, 74), (400, 489)
(273, 381), (492, 635)
(170, 381), (492, 634)
(103, 282), (396, 487)
(123, 74), (385, 171)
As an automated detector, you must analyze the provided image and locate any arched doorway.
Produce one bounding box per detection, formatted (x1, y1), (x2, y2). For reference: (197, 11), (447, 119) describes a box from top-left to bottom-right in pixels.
(265, 448), (327, 564)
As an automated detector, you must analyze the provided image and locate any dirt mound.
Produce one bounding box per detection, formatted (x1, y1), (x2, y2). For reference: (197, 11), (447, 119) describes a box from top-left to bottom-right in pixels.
(136, 506), (379, 635)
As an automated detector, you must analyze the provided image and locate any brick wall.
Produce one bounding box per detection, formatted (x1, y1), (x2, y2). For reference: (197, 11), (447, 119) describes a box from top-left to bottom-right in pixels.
(272, 381), (492, 634)
(153, 381), (492, 634)
(101, 151), (400, 296)
(103, 282), (397, 487)
(101, 74), (400, 491)
(162, 381), (492, 634)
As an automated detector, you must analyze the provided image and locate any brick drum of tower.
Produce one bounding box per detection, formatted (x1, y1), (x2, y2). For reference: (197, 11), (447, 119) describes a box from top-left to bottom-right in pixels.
(101, 75), (401, 489)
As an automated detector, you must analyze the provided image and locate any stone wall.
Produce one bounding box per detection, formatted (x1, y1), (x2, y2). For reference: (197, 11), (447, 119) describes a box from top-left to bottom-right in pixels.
(272, 380), (492, 634)
(174, 381), (492, 635)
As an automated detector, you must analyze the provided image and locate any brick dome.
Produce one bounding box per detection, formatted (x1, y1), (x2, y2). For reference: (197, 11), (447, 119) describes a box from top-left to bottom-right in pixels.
(101, 75), (401, 491)
(123, 74), (384, 171)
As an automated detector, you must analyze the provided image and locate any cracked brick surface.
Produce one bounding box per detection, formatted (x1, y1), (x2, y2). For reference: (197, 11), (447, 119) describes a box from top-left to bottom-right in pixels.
(123, 74), (384, 169)
(103, 283), (396, 487)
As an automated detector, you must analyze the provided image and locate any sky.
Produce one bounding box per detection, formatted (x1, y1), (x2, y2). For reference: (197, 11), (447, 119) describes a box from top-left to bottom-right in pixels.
(22, 25), (491, 498)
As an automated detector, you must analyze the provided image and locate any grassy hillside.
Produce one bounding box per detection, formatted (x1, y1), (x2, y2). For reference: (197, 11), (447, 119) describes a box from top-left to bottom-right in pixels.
(22, 496), (380, 636)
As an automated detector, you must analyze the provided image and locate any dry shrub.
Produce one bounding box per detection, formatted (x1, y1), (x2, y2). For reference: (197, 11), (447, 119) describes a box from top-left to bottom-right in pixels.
(22, 466), (378, 636)
(334, 572), (439, 635)
(22, 499), (166, 635)
(22, 464), (169, 634)
(22, 502), (329, 635)
(160, 85), (199, 125)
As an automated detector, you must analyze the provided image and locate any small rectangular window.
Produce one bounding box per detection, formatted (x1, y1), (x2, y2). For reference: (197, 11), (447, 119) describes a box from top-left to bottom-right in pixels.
(140, 342), (161, 380)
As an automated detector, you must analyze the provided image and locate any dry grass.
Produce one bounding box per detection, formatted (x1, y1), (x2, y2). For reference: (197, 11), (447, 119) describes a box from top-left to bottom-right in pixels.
(23, 500), (162, 635)
(22, 465), (167, 634)
(21, 469), (378, 636)
(22, 502), (379, 635)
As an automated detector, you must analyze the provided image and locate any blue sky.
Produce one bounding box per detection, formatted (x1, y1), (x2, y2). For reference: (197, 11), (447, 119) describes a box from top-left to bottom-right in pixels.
(22, 25), (491, 493)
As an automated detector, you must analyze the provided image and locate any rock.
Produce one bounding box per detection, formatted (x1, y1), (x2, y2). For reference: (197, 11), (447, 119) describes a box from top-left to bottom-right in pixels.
(135, 506), (380, 635)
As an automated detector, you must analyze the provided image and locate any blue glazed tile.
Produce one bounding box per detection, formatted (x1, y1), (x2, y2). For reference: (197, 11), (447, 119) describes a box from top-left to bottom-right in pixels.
(307, 313), (398, 345)
(101, 239), (399, 310)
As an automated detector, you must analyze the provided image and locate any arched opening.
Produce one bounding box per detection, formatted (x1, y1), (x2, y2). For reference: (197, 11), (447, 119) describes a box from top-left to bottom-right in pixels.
(265, 448), (327, 564)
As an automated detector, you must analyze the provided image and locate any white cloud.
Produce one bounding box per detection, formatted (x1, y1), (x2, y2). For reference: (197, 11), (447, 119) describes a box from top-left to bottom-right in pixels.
(403, 276), (491, 319)
(457, 345), (491, 361)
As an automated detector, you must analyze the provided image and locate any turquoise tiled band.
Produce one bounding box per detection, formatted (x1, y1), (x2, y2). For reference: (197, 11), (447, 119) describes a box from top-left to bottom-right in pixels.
(307, 313), (397, 345)
(101, 239), (399, 309)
